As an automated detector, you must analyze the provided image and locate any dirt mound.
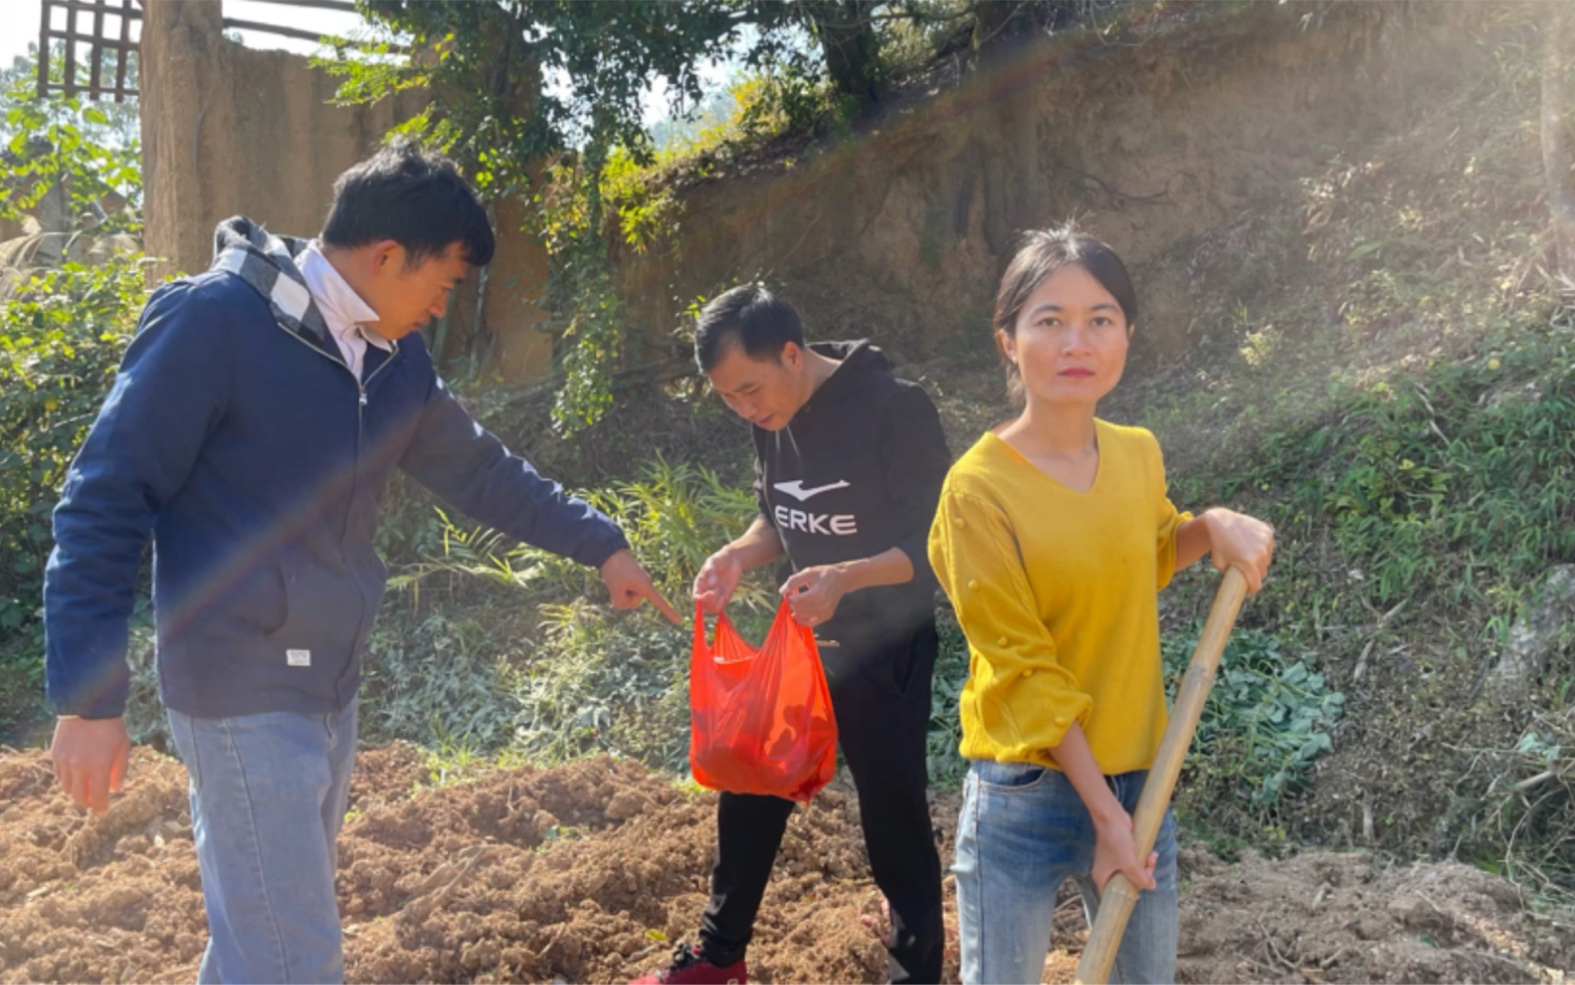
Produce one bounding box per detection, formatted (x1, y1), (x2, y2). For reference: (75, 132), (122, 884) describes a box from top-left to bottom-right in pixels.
(0, 744), (1566, 984)
(0, 747), (203, 984)
(1174, 849), (1570, 984)
(337, 755), (899, 984)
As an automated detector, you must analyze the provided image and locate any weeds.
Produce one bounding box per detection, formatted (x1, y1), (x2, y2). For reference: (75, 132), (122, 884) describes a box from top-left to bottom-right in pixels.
(361, 613), (520, 750)
(1168, 628), (1344, 834)
(393, 457), (772, 622)
(927, 610), (969, 787)
(509, 599), (692, 768)
(369, 459), (780, 775)
(1460, 704), (1575, 904)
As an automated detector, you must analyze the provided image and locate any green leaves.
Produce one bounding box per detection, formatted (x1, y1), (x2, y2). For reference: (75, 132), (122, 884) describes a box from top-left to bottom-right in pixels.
(400, 457), (764, 619)
(322, 2), (849, 433)
(1165, 627), (1345, 817)
(0, 257), (145, 711)
(366, 457), (768, 772)
(361, 612), (520, 751)
(927, 610), (971, 787)
(0, 46), (142, 235)
(368, 458), (766, 770)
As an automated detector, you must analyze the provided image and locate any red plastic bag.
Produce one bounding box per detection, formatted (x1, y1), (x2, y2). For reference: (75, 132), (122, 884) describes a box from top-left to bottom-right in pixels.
(689, 600), (838, 803)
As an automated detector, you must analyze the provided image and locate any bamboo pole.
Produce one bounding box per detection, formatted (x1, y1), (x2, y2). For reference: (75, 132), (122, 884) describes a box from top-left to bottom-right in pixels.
(1074, 567), (1249, 985)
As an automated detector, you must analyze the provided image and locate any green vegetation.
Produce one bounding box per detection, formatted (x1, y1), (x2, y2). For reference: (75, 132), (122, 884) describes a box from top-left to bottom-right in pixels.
(0, 258), (146, 740)
(0, 44), (146, 741)
(1166, 627), (1344, 845)
(354, 460), (779, 768)
(0, 49), (141, 233)
(1166, 317), (1575, 894)
(1117, 31), (1575, 894)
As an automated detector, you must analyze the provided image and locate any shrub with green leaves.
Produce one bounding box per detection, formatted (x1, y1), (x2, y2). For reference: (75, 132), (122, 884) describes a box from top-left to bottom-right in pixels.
(0, 261), (143, 629)
(1166, 627), (1344, 829)
(0, 257), (144, 738)
(927, 610), (970, 787)
(1, 51), (142, 234)
(360, 612), (520, 750)
(509, 599), (693, 769)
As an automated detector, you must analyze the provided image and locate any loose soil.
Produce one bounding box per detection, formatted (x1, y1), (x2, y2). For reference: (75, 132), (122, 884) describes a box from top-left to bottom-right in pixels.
(1, 745), (1567, 984)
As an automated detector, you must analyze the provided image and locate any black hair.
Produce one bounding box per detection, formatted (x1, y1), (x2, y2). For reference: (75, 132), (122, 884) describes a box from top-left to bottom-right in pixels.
(321, 137), (495, 267)
(994, 224), (1138, 398)
(693, 283), (805, 372)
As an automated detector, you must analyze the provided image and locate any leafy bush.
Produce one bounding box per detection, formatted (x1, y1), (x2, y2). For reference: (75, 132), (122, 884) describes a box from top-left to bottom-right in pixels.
(926, 612), (1346, 808)
(0, 258), (144, 636)
(509, 599), (693, 769)
(360, 612), (520, 750)
(927, 609), (970, 787)
(1167, 628), (1344, 829)
(0, 258), (144, 739)
(1, 50), (142, 234)
(0, 48), (145, 741)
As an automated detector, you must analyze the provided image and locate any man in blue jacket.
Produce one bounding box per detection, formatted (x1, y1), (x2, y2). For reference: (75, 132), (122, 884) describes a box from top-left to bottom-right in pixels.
(45, 140), (678, 984)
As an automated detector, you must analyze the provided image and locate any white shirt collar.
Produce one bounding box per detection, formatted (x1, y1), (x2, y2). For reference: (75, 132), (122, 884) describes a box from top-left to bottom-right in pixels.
(299, 242), (391, 352)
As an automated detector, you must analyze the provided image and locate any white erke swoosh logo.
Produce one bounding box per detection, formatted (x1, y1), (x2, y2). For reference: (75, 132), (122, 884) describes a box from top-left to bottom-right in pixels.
(773, 479), (851, 502)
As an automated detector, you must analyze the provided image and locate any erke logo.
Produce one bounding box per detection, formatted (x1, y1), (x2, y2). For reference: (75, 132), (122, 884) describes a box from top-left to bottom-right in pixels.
(772, 479), (850, 501)
(772, 479), (857, 535)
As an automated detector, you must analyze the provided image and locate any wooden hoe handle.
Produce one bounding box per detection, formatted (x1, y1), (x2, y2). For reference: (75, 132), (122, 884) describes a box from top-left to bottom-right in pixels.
(1074, 567), (1250, 985)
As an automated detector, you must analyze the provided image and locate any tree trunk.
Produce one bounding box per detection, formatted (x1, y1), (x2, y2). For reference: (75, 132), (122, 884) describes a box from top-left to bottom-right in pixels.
(971, 0), (1020, 65)
(1543, 1), (1575, 299)
(801, 1), (882, 113)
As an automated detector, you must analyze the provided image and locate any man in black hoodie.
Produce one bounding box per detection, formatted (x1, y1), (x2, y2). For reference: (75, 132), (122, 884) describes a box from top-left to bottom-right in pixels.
(635, 285), (950, 985)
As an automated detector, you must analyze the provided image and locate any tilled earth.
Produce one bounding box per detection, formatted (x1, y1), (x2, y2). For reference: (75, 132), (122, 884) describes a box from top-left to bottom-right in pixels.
(0, 744), (1568, 984)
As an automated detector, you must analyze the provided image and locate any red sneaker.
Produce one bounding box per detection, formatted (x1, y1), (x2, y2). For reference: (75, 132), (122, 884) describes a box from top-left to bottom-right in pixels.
(631, 943), (747, 985)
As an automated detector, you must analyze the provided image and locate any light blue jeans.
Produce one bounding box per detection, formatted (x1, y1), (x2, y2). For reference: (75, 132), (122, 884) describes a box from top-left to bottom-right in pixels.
(167, 699), (358, 985)
(954, 760), (1178, 985)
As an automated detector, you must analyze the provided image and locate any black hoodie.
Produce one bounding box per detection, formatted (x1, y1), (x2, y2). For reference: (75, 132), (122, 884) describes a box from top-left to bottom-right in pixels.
(752, 340), (951, 645)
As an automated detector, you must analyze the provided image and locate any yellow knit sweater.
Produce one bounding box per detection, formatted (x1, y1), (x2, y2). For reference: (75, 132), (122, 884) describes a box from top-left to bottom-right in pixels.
(928, 421), (1190, 774)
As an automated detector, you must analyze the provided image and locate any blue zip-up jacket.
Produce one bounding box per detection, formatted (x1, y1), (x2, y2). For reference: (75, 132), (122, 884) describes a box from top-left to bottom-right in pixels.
(44, 217), (628, 719)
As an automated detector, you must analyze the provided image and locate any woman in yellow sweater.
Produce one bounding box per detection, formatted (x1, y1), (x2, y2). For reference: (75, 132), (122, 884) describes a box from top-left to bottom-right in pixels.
(929, 227), (1275, 985)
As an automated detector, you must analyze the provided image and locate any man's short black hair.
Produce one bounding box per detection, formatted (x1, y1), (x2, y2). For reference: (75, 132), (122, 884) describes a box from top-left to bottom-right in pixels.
(322, 137), (495, 267)
(694, 283), (805, 372)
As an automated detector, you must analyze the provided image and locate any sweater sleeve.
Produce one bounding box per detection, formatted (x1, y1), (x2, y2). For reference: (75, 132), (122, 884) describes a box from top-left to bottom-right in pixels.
(929, 487), (1093, 758)
(1147, 432), (1192, 591)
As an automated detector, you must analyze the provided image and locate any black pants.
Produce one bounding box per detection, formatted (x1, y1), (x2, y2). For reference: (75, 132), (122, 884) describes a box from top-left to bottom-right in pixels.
(699, 622), (944, 984)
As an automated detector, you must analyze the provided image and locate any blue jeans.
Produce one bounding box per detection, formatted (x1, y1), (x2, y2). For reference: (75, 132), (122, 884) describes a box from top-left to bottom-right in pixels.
(167, 699), (358, 985)
(954, 760), (1178, 985)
